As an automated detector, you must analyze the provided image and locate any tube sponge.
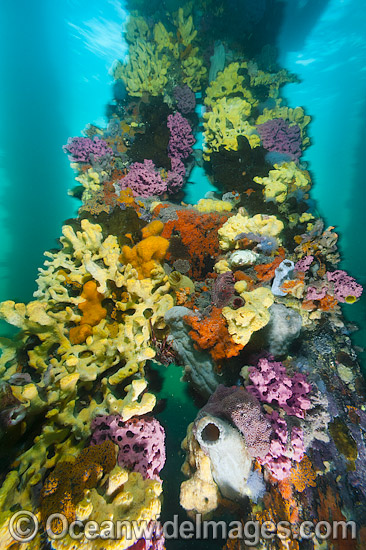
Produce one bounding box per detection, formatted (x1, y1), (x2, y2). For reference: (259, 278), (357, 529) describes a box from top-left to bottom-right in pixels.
(271, 259), (295, 297)
(199, 385), (271, 460)
(194, 414), (253, 501)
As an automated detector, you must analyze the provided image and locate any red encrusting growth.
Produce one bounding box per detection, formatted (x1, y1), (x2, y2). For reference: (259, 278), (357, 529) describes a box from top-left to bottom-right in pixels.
(159, 208), (230, 279)
(254, 247), (286, 281)
(184, 306), (244, 364)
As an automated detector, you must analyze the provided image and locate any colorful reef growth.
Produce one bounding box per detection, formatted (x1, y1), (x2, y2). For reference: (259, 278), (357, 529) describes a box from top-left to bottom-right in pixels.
(0, 2), (365, 550)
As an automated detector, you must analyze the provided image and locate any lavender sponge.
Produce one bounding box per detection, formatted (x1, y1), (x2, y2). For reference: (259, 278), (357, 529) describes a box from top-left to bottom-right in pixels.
(91, 415), (166, 481)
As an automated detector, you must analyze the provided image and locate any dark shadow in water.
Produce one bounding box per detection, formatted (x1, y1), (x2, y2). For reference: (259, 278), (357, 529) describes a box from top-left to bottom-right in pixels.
(209, 0), (330, 58)
(279, 0), (331, 52)
(0, 0), (76, 306)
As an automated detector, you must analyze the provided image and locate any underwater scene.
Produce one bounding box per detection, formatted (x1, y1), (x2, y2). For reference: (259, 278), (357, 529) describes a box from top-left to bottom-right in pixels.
(0, 0), (366, 549)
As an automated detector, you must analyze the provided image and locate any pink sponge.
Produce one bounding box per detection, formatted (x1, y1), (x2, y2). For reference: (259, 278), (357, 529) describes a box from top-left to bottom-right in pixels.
(326, 270), (363, 303)
(91, 415), (166, 481)
(294, 255), (314, 273)
(258, 411), (305, 480)
(247, 357), (312, 418)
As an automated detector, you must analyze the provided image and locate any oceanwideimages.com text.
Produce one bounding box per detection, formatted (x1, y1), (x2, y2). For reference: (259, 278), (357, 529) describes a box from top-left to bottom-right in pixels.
(9, 511), (357, 546)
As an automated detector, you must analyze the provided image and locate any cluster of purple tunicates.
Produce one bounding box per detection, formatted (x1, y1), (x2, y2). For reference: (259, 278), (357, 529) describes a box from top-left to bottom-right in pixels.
(257, 118), (302, 161)
(91, 414), (166, 481)
(63, 136), (113, 163)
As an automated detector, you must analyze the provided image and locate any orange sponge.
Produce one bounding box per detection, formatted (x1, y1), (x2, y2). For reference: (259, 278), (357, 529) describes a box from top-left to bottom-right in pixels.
(69, 280), (107, 344)
(121, 234), (169, 279)
(141, 219), (164, 238)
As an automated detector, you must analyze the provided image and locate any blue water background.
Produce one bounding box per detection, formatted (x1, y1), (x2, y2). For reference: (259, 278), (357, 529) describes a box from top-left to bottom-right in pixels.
(278, 0), (366, 356)
(0, 0), (127, 310)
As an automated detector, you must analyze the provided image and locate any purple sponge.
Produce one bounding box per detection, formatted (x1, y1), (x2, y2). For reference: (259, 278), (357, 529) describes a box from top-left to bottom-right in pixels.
(63, 136), (113, 163)
(198, 384), (272, 459)
(91, 415), (166, 481)
(173, 84), (196, 114)
(167, 112), (195, 160)
(116, 159), (168, 198)
(259, 411), (305, 480)
(257, 118), (302, 161)
(326, 270), (363, 303)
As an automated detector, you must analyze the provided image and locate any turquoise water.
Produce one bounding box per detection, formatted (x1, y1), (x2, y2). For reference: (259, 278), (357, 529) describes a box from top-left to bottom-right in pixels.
(278, 0), (366, 360)
(0, 0), (127, 305)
